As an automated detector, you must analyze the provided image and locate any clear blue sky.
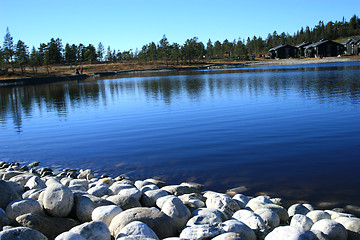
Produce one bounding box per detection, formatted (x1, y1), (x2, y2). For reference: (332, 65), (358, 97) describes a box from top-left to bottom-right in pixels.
(0, 0), (359, 51)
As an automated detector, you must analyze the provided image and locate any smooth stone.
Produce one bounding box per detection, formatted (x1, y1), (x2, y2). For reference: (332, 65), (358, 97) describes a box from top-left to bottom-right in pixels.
(88, 185), (113, 197)
(0, 226), (48, 240)
(220, 219), (256, 240)
(69, 179), (89, 189)
(140, 185), (159, 193)
(259, 204), (289, 224)
(156, 196), (178, 209)
(60, 178), (72, 186)
(106, 195), (142, 210)
(161, 185), (200, 196)
(0, 180), (21, 209)
(15, 213), (79, 239)
(134, 180), (152, 190)
(311, 219), (348, 240)
(0, 208), (10, 227)
(205, 193), (240, 219)
(5, 199), (43, 221)
(91, 205), (122, 227)
(55, 232), (87, 240)
(310, 229), (330, 240)
(109, 182), (135, 195)
(212, 232), (250, 240)
(69, 185), (88, 192)
(117, 221), (159, 240)
(186, 214), (223, 226)
(99, 178), (114, 187)
(116, 236), (157, 240)
(140, 189), (168, 207)
(192, 208), (227, 221)
(325, 210), (355, 220)
(179, 225), (224, 239)
(43, 182), (74, 217)
(334, 217), (360, 240)
(178, 193), (205, 209)
(246, 196), (274, 211)
(108, 207), (178, 239)
(161, 197), (191, 231)
(232, 209), (269, 240)
(288, 203), (314, 217)
(75, 194), (114, 222)
(70, 221), (111, 240)
(255, 208), (280, 230)
(22, 189), (44, 200)
(1, 171), (24, 180)
(264, 226), (307, 240)
(232, 194), (250, 209)
(118, 188), (142, 201)
(5, 181), (24, 195)
(144, 179), (167, 189)
(290, 214), (314, 231)
(25, 176), (47, 190)
(8, 174), (34, 187)
(77, 169), (94, 180)
(306, 210), (331, 223)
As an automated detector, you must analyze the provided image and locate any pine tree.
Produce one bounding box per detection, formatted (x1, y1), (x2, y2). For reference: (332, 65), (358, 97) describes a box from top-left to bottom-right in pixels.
(3, 27), (14, 71)
(15, 40), (29, 73)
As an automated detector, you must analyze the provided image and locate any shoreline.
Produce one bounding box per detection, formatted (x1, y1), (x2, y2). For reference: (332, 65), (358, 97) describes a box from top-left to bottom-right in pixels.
(1, 160), (360, 239)
(1, 57), (359, 87)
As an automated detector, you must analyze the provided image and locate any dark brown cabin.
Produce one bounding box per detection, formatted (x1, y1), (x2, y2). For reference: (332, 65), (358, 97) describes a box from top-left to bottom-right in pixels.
(295, 41), (311, 57)
(304, 40), (344, 58)
(268, 44), (298, 59)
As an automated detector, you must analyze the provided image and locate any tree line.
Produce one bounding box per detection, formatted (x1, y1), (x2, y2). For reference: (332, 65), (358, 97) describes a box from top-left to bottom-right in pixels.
(1, 14), (359, 74)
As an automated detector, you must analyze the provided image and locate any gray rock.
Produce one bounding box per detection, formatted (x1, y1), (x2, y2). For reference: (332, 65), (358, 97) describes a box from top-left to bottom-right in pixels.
(0, 208), (10, 227)
(116, 235), (157, 240)
(192, 208), (227, 221)
(306, 210), (331, 223)
(264, 226), (307, 240)
(144, 179), (167, 189)
(0, 180), (21, 209)
(22, 189), (44, 200)
(220, 219), (256, 240)
(161, 185), (200, 196)
(232, 194), (250, 209)
(15, 213), (79, 239)
(8, 174), (34, 187)
(117, 221), (159, 240)
(310, 229), (330, 240)
(140, 185), (159, 193)
(55, 232), (87, 240)
(70, 221), (111, 240)
(325, 210), (355, 220)
(179, 225), (223, 239)
(212, 232), (249, 240)
(118, 188), (142, 201)
(74, 194), (114, 222)
(205, 193), (240, 219)
(232, 209), (269, 240)
(156, 196), (178, 209)
(88, 185), (113, 197)
(77, 169), (94, 180)
(25, 176), (47, 190)
(107, 195), (141, 210)
(0, 226), (48, 240)
(5, 199), (43, 221)
(109, 182), (135, 195)
(1, 171), (24, 180)
(246, 196), (274, 211)
(186, 214), (223, 226)
(140, 189), (168, 207)
(43, 182), (74, 217)
(288, 203), (314, 217)
(69, 179), (89, 189)
(255, 208), (280, 230)
(290, 214), (314, 231)
(161, 197), (191, 231)
(178, 193), (205, 209)
(91, 205), (122, 227)
(311, 219), (348, 240)
(108, 207), (178, 239)
(334, 217), (360, 240)
(259, 204), (289, 224)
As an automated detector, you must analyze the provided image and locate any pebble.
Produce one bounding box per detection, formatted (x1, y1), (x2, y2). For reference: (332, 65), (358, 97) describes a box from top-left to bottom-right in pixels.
(0, 160), (360, 239)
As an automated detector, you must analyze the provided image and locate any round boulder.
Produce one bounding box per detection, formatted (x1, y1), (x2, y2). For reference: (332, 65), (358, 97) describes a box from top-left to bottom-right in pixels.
(117, 221), (159, 240)
(311, 219), (348, 240)
(55, 232), (87, 240)
(220, 219), (256, 240)
(255, 208), (280, 230)
(0, 226), (47, 240)
(306, 210), (331, 223)
(290, 214), (314, 231)
(69, 221), (111, 240)
(0, 180), (21, 209)
(5, 199), (43, 221)
(179, 225), (224, 239)
(43, 182), (74, 217)
(161, 197), (191, 231)
(264, 226), (307, 240)
(75, 194), (114, 222)
(335, 217), (360, 240)
(92, 205), (122, 227)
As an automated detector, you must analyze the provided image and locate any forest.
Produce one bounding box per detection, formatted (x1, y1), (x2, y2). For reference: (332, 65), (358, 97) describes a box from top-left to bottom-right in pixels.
(1, 14), (360, 74)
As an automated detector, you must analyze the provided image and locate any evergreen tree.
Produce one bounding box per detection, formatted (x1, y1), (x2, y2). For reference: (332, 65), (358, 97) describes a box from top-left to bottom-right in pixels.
(206, 39), (213, 59)
(159, 35), (170, 66)
(15, 40), (29, 73)
(85, 44), (97, 63)
(3, 27), (14, 71)
(97, 42), (104, 62)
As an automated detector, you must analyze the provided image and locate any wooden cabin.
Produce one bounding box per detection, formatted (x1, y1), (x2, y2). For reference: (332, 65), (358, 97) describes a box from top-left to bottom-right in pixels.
(353, 39), (360, 55)
(341, 38), (360, 55)
(295, 41), (311, 57)
(304, 40), (344, 58)
(268, 44), (298, 59)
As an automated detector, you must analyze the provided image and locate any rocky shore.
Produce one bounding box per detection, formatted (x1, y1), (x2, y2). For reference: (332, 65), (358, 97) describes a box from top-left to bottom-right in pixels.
(0, 161), (359, 240)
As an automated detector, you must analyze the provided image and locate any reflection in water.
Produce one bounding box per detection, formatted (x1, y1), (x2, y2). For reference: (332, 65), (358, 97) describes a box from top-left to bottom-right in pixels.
(1, 63), (360, 132)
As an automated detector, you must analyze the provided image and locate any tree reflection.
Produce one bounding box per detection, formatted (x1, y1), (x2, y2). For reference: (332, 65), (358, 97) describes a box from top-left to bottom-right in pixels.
(1, 64), (360, 132)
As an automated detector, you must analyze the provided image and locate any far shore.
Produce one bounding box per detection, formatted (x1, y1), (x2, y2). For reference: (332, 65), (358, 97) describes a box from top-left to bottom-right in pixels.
(1, 57), (360, 86)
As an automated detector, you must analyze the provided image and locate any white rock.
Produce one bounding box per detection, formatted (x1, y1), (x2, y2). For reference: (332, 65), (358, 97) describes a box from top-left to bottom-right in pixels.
(255, 208), (280, 230)
(43, 182), (74, 217)
(288, 203), (314, 217)
(110, 182), (135, 195)
(311, 219), (348, 240)
(88, 185), (113, 197)
(60, 178), (72, 186)
(179, 225), (223, 239)
(140, 184), (159, 193)
(70, 221), (111, 240)
(206, 193), (240, 219)
(186, 214), (223, 226)
(117, 221), (159, 240)
(161, 196), (191, 231)
(178, 194), (205, 209)
(306, 210), (331, 223)
(192, 208), (227, 221)
(156, 195), (178, 209)
(92, 205), (122, 226)
(140, 189), (168, 207)
(220, 219), (256, 240)
(22, 189), (44, 200)
(232, 209), (268, 240)
(118, 188), (142, 201)
(5, 199), (43, 221)
(0, 226), (47, 239)
(325, 210), (355, 220)
(264, 226), (306, 240)
(212, 232), (249, 240)
(290, 214), (314, 231)
(55, 231), (87, 240)
(25, 176), (47, 190)
(69, 179), (89, 189)
(334, 217), (360, 240)
(232, 194), (250, 209)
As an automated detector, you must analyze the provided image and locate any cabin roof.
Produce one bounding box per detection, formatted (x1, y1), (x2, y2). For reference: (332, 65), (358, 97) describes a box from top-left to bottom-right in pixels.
(295, 41), (311, 48)
(268, 44), (296, 52)
(305, 39), (341, 49)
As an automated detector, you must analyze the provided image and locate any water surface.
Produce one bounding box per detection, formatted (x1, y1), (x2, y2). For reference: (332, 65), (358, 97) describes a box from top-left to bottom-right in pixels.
(1, 61), (360, 206)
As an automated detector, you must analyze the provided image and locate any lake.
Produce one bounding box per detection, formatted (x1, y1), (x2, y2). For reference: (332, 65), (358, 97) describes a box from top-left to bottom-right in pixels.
(1, 61), (360, 207)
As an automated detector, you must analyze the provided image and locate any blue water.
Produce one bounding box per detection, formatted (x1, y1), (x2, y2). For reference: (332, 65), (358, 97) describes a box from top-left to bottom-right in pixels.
(1, 61), (360, 206)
